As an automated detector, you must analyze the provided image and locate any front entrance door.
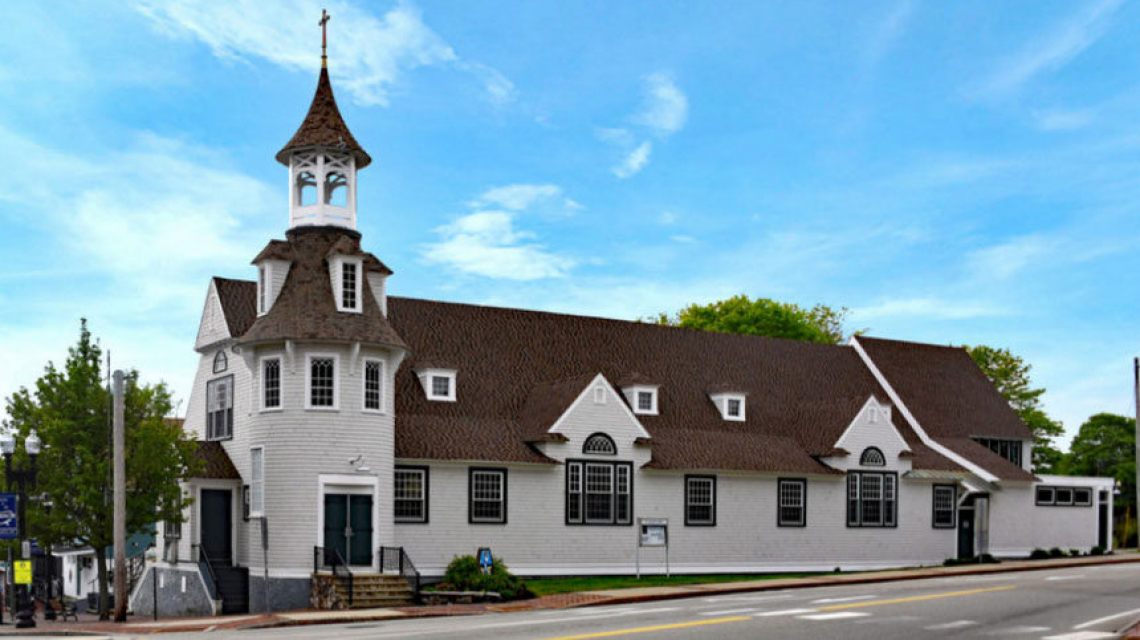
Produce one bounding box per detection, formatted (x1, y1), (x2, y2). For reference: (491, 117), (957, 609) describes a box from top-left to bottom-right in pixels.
(958, 508), (975, 559)
(1098, 491), (1109, 549)
(323, 494), (373, 567)
(201, 489), (232, 563)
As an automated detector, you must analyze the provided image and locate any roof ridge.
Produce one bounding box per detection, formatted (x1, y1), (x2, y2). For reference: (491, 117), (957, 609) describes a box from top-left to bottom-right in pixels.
(857, 334), (965, 352)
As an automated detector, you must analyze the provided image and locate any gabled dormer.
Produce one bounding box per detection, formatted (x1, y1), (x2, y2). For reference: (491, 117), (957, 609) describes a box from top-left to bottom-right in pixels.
(617, 374), (659, 416)
(708, 386), (747, 421)
(414, 363), (457, 402)
(328, 252), (363, 314)
(252, 241), (293, 317)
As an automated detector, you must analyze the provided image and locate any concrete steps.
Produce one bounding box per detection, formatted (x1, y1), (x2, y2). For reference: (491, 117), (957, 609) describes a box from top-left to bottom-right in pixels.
(333, 573), (416, 608)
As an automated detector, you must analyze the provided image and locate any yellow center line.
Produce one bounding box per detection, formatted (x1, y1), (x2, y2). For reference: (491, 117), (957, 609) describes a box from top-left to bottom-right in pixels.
(818, 585), (1017, 611)
(540, 615), (751, 640)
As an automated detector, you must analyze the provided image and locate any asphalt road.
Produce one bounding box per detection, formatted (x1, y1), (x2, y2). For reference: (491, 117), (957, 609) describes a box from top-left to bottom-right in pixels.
(166, 563), (1140, 640)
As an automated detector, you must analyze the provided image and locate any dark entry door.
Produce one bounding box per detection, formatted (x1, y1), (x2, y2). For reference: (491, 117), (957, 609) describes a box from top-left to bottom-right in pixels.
(324, 494), (373, 567)
(1098, 491), (1109, 549)
(349, 495), (373, 566)
(324, 494), (348, 565)
(201, 489), (232, 562)
(958, 508), (975, 559)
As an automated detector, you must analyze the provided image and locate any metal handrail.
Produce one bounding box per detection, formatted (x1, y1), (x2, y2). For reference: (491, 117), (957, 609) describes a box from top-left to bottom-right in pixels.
(313, 546), (354, 608)
(192, 544), (218, 601)
(379, 546), (420, 598)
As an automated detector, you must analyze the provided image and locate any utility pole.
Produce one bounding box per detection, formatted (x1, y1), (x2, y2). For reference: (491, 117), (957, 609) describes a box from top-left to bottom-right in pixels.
(112, 371), (127, 622)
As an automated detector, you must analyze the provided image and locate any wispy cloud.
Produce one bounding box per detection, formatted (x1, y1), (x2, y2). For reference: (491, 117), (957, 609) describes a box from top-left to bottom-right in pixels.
(852, 297), (1010, 322)
(133, 0), (513, 107)
(863, 0), (914, 71)
(599, 73), (688, 179)
(1032, 107), (1095, 131)
(972, 0), (1123, 99)
(966, 234), (1059, 281)
(422, 184), (578, 280)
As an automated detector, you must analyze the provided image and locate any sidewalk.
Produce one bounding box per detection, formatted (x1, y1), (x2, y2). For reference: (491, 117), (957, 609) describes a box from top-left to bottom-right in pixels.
(8, 552), (1139, 635)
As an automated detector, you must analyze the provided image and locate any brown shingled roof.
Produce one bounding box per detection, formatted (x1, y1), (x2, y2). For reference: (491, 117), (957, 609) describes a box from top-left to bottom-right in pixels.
(276, 67), (371, 168)
(213, 278), (258, 338)
(396, 415), (558, 465)
(239, 227), (406, 349)
(936, 437), (1037, 481)
(643, 430), (841, 475)
(190, 441), (241, 480)
(519, 374), (599, 442)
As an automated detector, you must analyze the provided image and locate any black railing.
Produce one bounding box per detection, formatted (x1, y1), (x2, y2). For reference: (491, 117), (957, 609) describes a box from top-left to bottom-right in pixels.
(379, 546), (420, 597)
(192, 544), (218, 601)
(313, 546), (353, 608)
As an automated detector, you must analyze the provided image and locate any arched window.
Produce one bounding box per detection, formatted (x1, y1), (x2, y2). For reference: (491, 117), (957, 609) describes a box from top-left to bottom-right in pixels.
(296, 171), (317, 206)
(213, 350), (228, 374)
(860, 447), (886, 467)
(324, 170), (347, 206)
(582, 433), (617, 456)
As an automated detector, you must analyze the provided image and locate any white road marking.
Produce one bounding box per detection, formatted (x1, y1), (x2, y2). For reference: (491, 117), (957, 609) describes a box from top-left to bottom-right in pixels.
(701, 593), (793, 603)
(811, 594), (876, 604)
(1045, 575), (1083, 581)
(798, 611), (871, 621)
(1072, 606), (1140, 630)
(1042, 632), (1117, 640)
(698, 608), (759, 616)
(754, 608), (816, 617)
(333, 607), (685, 639)
(925, 620), (978, 630)
(987, 625), (1051, 634)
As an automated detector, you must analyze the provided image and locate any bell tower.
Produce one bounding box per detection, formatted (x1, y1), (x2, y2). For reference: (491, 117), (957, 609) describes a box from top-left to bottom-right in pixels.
(275, 9), (371, 231)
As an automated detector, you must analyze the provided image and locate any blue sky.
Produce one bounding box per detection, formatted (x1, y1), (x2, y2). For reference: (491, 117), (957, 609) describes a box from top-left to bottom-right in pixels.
(1, 0), (1137, 445)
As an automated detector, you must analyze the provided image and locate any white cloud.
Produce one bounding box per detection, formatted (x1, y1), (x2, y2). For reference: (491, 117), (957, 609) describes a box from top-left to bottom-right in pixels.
(133, 0), (512, 107)
(422, 184), (579, 280)
(1033, 108), (1095, 131)
(613, 141), (652, 179)
(851, 297), (1010, 321)
(633, 73), (688, 136)
(973, 0), (1123, 99)
(670, 235), (697, 244)
(658, 211), (679, 225)
(863, 0), (914, 70)
(966, 234), (1058, 281)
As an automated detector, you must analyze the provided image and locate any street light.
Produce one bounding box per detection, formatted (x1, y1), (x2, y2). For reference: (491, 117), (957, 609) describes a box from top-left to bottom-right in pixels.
(2, 430), (40, 629)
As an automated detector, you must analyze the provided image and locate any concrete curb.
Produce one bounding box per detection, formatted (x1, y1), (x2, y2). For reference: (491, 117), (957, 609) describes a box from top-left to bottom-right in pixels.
(237, 609), (483, 631)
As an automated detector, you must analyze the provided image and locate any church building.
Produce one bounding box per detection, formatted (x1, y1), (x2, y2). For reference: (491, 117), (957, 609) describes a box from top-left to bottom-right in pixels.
(129, 20), (1115, 617)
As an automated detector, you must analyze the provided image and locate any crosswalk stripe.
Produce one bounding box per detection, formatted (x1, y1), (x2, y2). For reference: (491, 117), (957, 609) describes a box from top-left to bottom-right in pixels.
(754, 608), (816, 617)
(798, 611), (871, 621)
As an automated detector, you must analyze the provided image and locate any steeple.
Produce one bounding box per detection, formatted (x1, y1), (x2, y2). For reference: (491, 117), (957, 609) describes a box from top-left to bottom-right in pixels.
(277, 9), (369, 231)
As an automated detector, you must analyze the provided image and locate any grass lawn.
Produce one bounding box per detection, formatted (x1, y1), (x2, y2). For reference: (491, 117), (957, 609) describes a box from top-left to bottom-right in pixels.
(523, 573), (820, 596)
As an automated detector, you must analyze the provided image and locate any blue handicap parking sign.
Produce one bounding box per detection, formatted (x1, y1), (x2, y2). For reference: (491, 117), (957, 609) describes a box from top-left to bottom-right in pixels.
(478, 547), (493, 568)
(0, 494), (17, 540)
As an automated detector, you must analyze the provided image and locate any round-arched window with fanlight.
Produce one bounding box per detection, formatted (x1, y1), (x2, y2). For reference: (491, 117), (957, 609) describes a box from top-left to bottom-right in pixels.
(582, 433), (617, 456)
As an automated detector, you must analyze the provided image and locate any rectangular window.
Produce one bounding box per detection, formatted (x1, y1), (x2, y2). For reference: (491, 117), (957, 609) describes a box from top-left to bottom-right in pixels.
(727, 398), (742, 417)
(1036, 485), (1093, 507)
(262, 358), (281, 410)
(1036, 486), (1055, 505)
(847, 471), (897, 528)
(932, 484), (956, 528)
(205, 376), (234, 440)
(566, 460), (632, 525)
(778, 479), (806, 527)
(164, 519), (182, 540)
(309, 356), (336, 408)
(469, 468), (506, 524)
(636, 390), (654, 413)
(1054, 487), (1073, 505)
(342, 262), (358, 310)
(1074, 488), (1092, 506)
(394, 466), (428, 523)
(258, 265), (267, 314)
(250, 446), (264, 517)
(685, 476), (716, 526)
(364, 359), (383, 412)
(431, 375), (451, 399)
(972, 437), (1023, 467)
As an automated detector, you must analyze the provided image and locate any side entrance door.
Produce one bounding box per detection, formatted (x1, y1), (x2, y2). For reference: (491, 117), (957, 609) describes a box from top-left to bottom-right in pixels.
(201, 489), (233, 563)
(323, 494), (374, 567)
(1098, 491), (1109, 549)
(958, 506), (975, 559)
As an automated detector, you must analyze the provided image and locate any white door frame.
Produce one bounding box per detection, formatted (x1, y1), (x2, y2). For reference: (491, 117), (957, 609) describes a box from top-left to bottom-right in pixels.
(317, 474), (380, 571)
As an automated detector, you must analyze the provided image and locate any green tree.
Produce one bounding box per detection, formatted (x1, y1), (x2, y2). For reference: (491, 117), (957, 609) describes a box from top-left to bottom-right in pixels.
(2, 320), (199, 619)
(1064, 413), (1136, 547)
(652, 295), (857, 344)
(965, 345), (1065, 473)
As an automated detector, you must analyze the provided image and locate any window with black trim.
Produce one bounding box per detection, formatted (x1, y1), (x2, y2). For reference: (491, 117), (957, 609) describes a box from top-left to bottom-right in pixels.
(263, 358), (281, 410)
(1035, 486), (1055, 505)
(778, 479), (806, 527)
(847, 472), (897, 527)
(972, 437), (1022, 467)
(685, 476), (716, 526)
(1074, 487), (1092, 506)
(206, 376), (233, 440)
(395, 466), (428, 523)
(364, 359), (383, 412)
(726, 398), (742, 418)
(860, 447), (886, 467)
(1055, 487), (1073, 505)
(583, 433), (616, 455)
(932, 484), (956, 528)
(566, 460), (632, 525)
(213, 350), (228, 374)
(469, 468), (506, 524)
(431, 375), (451, 398)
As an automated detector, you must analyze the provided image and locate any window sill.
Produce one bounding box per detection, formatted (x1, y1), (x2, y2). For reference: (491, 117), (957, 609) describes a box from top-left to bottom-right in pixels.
(566, 521), (633, 527)
(778, 522), (807, 528)
(305, 406), (340, 412)
(469, 520), (507, 525)
(362, 408), (387, 415)
(395, 519), (428, 525)
(684, 522), (716, 527)
(259, 407), (284, 414)
(206, 436), (233, 443)
(426, 396), (457, 403)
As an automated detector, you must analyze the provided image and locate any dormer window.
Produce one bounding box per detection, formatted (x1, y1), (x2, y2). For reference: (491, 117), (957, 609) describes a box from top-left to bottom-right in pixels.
(623, 384), (658, 416)
(709, 391), (747, 421)
(258, 265), (267, 315)
(416, 368), (457, 402)
(342, 262), (358, 310)
(331, 256), (363, 313)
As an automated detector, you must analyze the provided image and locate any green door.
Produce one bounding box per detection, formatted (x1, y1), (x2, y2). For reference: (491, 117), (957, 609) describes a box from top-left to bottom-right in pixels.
(323, 494), (348, 566)
(349, 495), (373, 566)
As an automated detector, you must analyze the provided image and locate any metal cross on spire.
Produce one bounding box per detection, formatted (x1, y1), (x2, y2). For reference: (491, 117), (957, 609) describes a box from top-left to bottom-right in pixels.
(320, 9), (330, 68)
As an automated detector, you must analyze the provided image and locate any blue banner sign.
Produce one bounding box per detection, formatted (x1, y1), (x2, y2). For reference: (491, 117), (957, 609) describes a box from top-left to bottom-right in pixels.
(477, 547), (493, 568)
(0, 494), (17, 540)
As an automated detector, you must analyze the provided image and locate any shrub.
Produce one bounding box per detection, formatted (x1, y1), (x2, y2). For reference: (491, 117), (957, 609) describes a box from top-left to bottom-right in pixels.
(1091, 546), (1105, 556)
(1069, 549), (1082, 557)
(1029, 548), (1050, 560)
(979, 554), (999, 564)
(1049, 547), (1065, 558)
(442, 554), (534, 601)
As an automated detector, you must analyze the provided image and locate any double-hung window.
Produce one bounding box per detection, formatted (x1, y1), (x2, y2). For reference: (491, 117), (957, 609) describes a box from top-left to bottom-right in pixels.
(206, 376), (234, 440)
(566, 461), (631, 525)
(778, 479), (807, 527)
(685, 476), (716, 526)
(847, 472), (897, 527)
(363, 359), (383, 412)
(262, 358), (281, 410)
(469, 468), (506, 524)
(307, 355), (337, 409)
(395, 466), (428, 523)
(932, 484), (956, 528)
(249, 446), (265, 517)
(342, 262), (358, 310)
